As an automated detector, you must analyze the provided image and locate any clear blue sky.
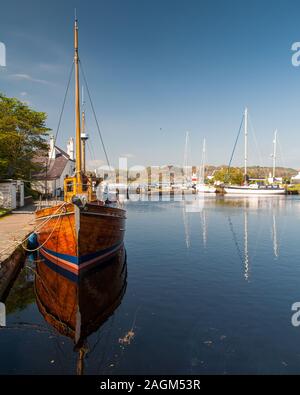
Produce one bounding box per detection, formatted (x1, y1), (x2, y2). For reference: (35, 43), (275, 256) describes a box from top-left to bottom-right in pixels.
(1, 0), (300, 169)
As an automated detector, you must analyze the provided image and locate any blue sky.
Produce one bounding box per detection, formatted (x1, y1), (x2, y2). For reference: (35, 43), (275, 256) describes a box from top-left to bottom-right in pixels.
(1, 0), (300, 169)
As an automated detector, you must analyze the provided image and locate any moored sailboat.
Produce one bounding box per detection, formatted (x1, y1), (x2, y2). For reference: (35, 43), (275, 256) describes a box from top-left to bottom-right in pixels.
(35, 18), (126, 279)
(224, 108), (285, 195)
(196, 138), (216, 193)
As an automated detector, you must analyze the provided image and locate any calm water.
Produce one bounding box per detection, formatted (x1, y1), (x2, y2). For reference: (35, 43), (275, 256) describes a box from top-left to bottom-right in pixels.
(1, 195), (300, 374)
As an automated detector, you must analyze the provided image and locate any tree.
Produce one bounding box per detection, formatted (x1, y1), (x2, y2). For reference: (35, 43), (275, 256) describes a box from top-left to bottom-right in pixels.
(0, 93), (50, 180)
(214, 167), (244, 185)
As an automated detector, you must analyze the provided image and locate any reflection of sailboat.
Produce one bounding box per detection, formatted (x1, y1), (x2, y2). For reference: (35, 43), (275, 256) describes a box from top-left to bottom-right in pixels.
(244, 210), (249, 281)
(35, 248), (127, 374)
(182, 202), (191, 249)
(200, 209), (207, 248)
(272, 213), (279, 258)
(228, 209), (250, 281)
(196, 138), (216, 193)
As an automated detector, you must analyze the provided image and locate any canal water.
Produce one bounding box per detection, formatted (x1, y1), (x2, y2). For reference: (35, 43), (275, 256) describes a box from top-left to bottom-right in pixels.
(1, 195), (300, 374)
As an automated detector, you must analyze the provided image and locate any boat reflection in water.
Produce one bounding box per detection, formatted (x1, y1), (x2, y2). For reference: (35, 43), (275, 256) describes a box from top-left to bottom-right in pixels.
(34, 247), (127, 374)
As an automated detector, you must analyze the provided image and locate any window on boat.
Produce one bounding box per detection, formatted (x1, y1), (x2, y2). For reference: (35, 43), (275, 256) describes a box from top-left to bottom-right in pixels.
(82, 183), (88, 192)
(67, 181), (73, 192)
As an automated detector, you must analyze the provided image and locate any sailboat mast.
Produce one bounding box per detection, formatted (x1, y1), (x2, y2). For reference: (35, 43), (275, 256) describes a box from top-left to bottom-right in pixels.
(200, 138), (206, 183)
(272, 129), (277, 179)
(74, 17), (82, 188)
(203, 138), (206, 182)
(183, 131), (189, 183)
(244, 107), (248, 183)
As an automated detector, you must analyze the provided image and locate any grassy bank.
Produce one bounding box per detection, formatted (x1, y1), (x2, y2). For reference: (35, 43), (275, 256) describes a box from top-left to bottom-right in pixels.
(0, 208), (10, 217)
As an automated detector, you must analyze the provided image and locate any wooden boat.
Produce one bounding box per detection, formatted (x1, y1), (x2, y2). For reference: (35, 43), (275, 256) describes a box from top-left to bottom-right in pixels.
(35, 18), (126, 279)
(35, 247), (127, 374)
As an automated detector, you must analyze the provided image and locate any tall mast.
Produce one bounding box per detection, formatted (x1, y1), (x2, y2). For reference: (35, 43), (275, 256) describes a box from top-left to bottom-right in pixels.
(272, 129), (277, 179)
(202, 138), (206, 182)
(183, 131), (190, 183)
(81, 86), (88, 174)
(81, 110), (86, 174)
(244, 107), (248, 184)
(74, 17), (82, 188)
(200, 138), (206, 184)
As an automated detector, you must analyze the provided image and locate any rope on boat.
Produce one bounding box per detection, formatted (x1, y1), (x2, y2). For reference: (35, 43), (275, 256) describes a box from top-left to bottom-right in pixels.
(227, 113), (244, 179)
(21, 205), (66, 252)
(0, 203), (68, 258)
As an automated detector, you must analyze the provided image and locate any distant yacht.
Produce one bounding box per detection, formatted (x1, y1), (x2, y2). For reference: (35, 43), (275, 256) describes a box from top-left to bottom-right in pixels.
(196, 138), (216, 193)
(224, 108), (285, 195)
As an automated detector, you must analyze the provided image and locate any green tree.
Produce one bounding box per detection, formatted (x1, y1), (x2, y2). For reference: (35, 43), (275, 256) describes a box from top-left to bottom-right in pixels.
(0, 93), (50, 180)
(214, 167), (244, 185)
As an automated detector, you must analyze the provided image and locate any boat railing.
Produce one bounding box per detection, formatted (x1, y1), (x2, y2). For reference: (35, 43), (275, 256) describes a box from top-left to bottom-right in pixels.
(35, 197), (64, 211)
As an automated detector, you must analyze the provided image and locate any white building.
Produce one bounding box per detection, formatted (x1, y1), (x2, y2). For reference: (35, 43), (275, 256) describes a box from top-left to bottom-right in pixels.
(32, 136), (75, 197)
(291, 171), (300, 184)
(0, 180), (24, 210)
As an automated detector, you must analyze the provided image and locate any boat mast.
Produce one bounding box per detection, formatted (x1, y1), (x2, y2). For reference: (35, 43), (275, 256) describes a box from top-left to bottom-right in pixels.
(244, 107), (248, 185)
(74, 17), (82, 189)
(81, 87), (89, 175)
(81, 110), (86, 174)
(200, 138), (206, 184)
(183, 131), (190, 184)
(272, 129), (277, 179)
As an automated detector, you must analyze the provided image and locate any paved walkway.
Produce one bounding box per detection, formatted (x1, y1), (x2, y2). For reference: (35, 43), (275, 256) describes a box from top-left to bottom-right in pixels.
(0, 212), (35, 263)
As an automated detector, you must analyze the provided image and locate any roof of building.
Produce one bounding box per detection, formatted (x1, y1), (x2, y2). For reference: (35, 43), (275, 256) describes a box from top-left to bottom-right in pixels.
(32, 145), (75, 181)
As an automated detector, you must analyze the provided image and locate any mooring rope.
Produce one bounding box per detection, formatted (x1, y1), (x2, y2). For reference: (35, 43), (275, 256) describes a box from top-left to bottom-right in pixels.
(21, 206), (65, 252)
(226, 113), (245, 180)
(0, 203), (67, 258)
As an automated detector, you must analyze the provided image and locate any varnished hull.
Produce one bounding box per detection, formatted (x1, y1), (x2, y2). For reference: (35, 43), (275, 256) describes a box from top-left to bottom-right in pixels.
(35, 202), (126, 280)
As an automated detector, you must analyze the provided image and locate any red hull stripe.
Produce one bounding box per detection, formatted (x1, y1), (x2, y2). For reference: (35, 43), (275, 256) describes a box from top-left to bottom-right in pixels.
(40, 243), (123, 274)
(40, 248), (79, 274)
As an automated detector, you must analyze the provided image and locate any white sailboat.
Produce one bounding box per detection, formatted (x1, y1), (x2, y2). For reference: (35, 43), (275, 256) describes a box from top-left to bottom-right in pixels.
(196, 138), (216, 193)
(224, 108), (285, 195)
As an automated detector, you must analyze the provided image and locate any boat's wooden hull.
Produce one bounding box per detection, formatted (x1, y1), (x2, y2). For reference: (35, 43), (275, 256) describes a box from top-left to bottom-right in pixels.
(35, 202), (126, 280)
